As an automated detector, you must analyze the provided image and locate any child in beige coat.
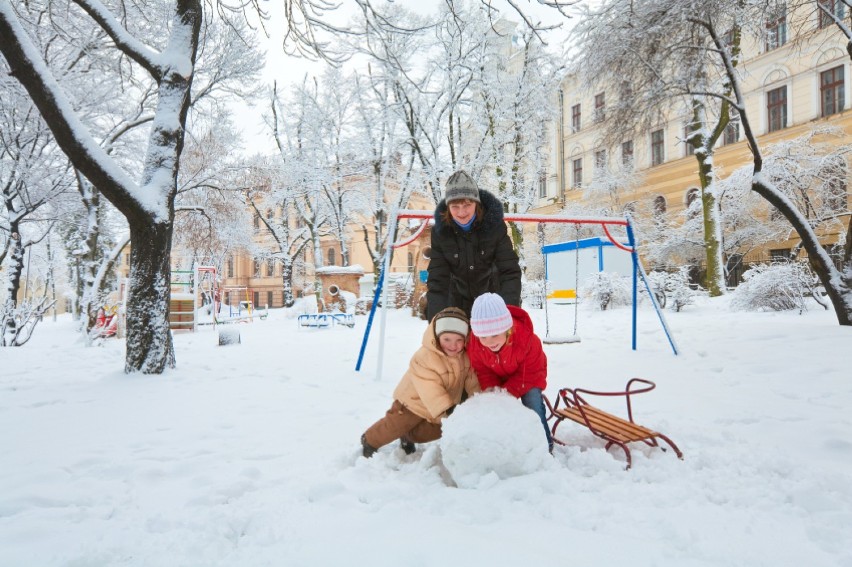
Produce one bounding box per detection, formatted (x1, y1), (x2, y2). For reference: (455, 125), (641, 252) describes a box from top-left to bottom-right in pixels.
(361, 307), (481, 457)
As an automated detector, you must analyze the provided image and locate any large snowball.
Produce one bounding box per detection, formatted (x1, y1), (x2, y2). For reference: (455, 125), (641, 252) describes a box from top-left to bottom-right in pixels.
(440, 391), (554, 488)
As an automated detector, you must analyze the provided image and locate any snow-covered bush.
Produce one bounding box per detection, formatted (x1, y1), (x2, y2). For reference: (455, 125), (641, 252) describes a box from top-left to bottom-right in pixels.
(440, 391), (554, 489)
(581, 272), (631, 310)
(522, 278), (546, 309)
(664, 267), (698, 312)
(730, 262), (814, 313)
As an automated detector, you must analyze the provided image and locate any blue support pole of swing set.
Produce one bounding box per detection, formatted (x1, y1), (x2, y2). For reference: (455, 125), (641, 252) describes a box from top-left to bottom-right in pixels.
(355, 261), (385, 372)
(625, 217), (679, 355)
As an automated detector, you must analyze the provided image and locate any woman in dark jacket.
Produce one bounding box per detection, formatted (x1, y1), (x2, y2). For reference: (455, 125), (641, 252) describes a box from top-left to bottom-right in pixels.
(426, 170), (522, 321)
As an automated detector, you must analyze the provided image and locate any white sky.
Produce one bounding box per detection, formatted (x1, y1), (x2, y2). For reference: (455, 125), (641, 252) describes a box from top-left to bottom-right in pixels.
(2, 293), (851, 565)
(232, 0), (576, 156)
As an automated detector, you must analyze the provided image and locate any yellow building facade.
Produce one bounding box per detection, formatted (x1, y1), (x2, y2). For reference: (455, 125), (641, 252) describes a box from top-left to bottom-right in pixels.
(540, 9), (851, 282)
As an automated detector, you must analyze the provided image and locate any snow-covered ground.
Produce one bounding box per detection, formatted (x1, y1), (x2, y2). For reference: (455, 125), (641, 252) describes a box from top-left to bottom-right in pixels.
(2, 296), (851, 566)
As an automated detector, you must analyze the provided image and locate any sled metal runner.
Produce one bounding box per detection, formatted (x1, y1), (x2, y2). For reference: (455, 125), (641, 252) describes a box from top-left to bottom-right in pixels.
(544, 378), (683, 469)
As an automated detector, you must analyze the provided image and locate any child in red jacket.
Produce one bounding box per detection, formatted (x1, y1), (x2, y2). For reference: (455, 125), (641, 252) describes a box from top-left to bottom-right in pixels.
(467, 293), (553, 452)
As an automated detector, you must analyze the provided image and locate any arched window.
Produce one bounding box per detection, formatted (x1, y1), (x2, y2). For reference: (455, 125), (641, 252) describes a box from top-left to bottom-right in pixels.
(327, 248), (336, 266)
(823, 155), (848, 212)
(685, 187), (700, 218)
(407, 251), (414, 272)
(653, 195), (667, 216)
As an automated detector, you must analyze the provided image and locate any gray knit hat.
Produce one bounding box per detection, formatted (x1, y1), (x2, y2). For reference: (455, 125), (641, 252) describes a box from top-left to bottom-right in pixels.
(444, 170), (481, 204)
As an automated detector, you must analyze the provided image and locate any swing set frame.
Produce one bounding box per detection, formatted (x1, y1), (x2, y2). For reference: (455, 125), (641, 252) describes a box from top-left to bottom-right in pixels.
(355, 208), (678, 380)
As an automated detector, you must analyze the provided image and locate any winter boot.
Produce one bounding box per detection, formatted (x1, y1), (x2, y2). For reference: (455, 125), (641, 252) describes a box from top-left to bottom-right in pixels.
(399, 436), (416, 455)
(361, 434), (377, 458)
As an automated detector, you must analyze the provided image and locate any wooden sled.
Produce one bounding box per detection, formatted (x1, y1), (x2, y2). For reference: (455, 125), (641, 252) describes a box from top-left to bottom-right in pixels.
(544, 378), (683, 469)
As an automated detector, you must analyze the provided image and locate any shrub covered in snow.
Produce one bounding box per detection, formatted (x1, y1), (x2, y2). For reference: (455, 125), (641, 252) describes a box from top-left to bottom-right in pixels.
(440, 391), (554, 489)
(581, 271), (631, 310)
(664, 267), (699, 312)
(522, 278), (546, 309)
(730, 262), (814, 312)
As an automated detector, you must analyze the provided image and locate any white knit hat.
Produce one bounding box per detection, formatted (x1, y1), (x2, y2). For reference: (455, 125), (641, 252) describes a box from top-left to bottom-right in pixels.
(470, 293), (513, 337)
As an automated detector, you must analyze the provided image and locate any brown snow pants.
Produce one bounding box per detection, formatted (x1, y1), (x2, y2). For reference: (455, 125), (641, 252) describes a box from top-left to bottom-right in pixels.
(363, 400), (442, 450)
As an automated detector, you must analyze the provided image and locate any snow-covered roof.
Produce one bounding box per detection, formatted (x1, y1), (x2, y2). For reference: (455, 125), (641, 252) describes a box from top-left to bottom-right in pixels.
(315, 264), (365, 275)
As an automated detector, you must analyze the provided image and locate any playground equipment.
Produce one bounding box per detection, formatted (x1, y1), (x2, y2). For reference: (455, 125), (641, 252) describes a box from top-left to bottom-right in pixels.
(169, 269), (196, 331)
(298, 311), (355, 329)
(539, 231), (638, 344)
(356, 209), (679, 380)
(90, 305), (119, 339)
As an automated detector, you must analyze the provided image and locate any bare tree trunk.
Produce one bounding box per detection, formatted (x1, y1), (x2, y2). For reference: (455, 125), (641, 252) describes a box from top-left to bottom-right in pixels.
(281, 258), (295, 308)
(1, 232), (24, 343)
(695, 152), (725, 296)
(124, 221), (176, 372)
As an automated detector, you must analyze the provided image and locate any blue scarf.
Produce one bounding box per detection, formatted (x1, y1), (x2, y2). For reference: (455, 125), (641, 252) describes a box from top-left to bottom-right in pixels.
(453, 212), (477, 232)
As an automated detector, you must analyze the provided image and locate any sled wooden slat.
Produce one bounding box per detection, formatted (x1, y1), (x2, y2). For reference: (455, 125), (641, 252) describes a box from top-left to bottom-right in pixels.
(544, 378), (683, 469)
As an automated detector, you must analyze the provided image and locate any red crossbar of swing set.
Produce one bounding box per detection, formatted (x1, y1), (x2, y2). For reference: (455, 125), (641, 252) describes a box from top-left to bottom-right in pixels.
(391, 210), (635, 253)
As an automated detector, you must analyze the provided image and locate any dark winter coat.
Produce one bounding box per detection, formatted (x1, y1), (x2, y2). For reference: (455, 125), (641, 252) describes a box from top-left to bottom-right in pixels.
(467, 305), (547, 398)
(426, 189), (521, 320)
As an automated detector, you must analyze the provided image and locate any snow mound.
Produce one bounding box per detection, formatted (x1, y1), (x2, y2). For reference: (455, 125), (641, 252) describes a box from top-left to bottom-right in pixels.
(440, 391), (554, 488)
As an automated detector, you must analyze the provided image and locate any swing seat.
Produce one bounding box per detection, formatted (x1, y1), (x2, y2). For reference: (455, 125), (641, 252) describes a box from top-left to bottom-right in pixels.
(543, 335), (581, 345)
(544, 378), (683, 469)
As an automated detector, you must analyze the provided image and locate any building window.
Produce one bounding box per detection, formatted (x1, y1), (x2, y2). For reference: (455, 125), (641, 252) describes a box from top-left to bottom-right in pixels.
(769, 248), (791, 262)
(572, 158), (583, 188)
(594, 149), (607, 171)
(765, 7), (787, 51)
(253, 291), (260, 307)
(723, 117), (739, 145)
(619, 81), (632, 105)
(594, 92), (606, 122)
(227, 256), (234, 278)
(818, 0), (845, 29)
(824, 157), (848, 212)
(653, 195), (667, 216)
(685, 187), (700, 218)
(683, 123), (698, 157)
(538, 173), (547, 198)
(407, 252), (415, 272)
(722, 29), (735, 51)
(252, 258), (260, 277)
(820, 65), (845, 117)
(327, 248), (336, 266)
(767, 85), (787, 132)
(267, 291), (273, 308)
(621, 140), (634, 166)
(571, 104), (581, 133)
(267, 258), (275, 277)
(253, 214), (261, 231)
(651, 129), (665, 166)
